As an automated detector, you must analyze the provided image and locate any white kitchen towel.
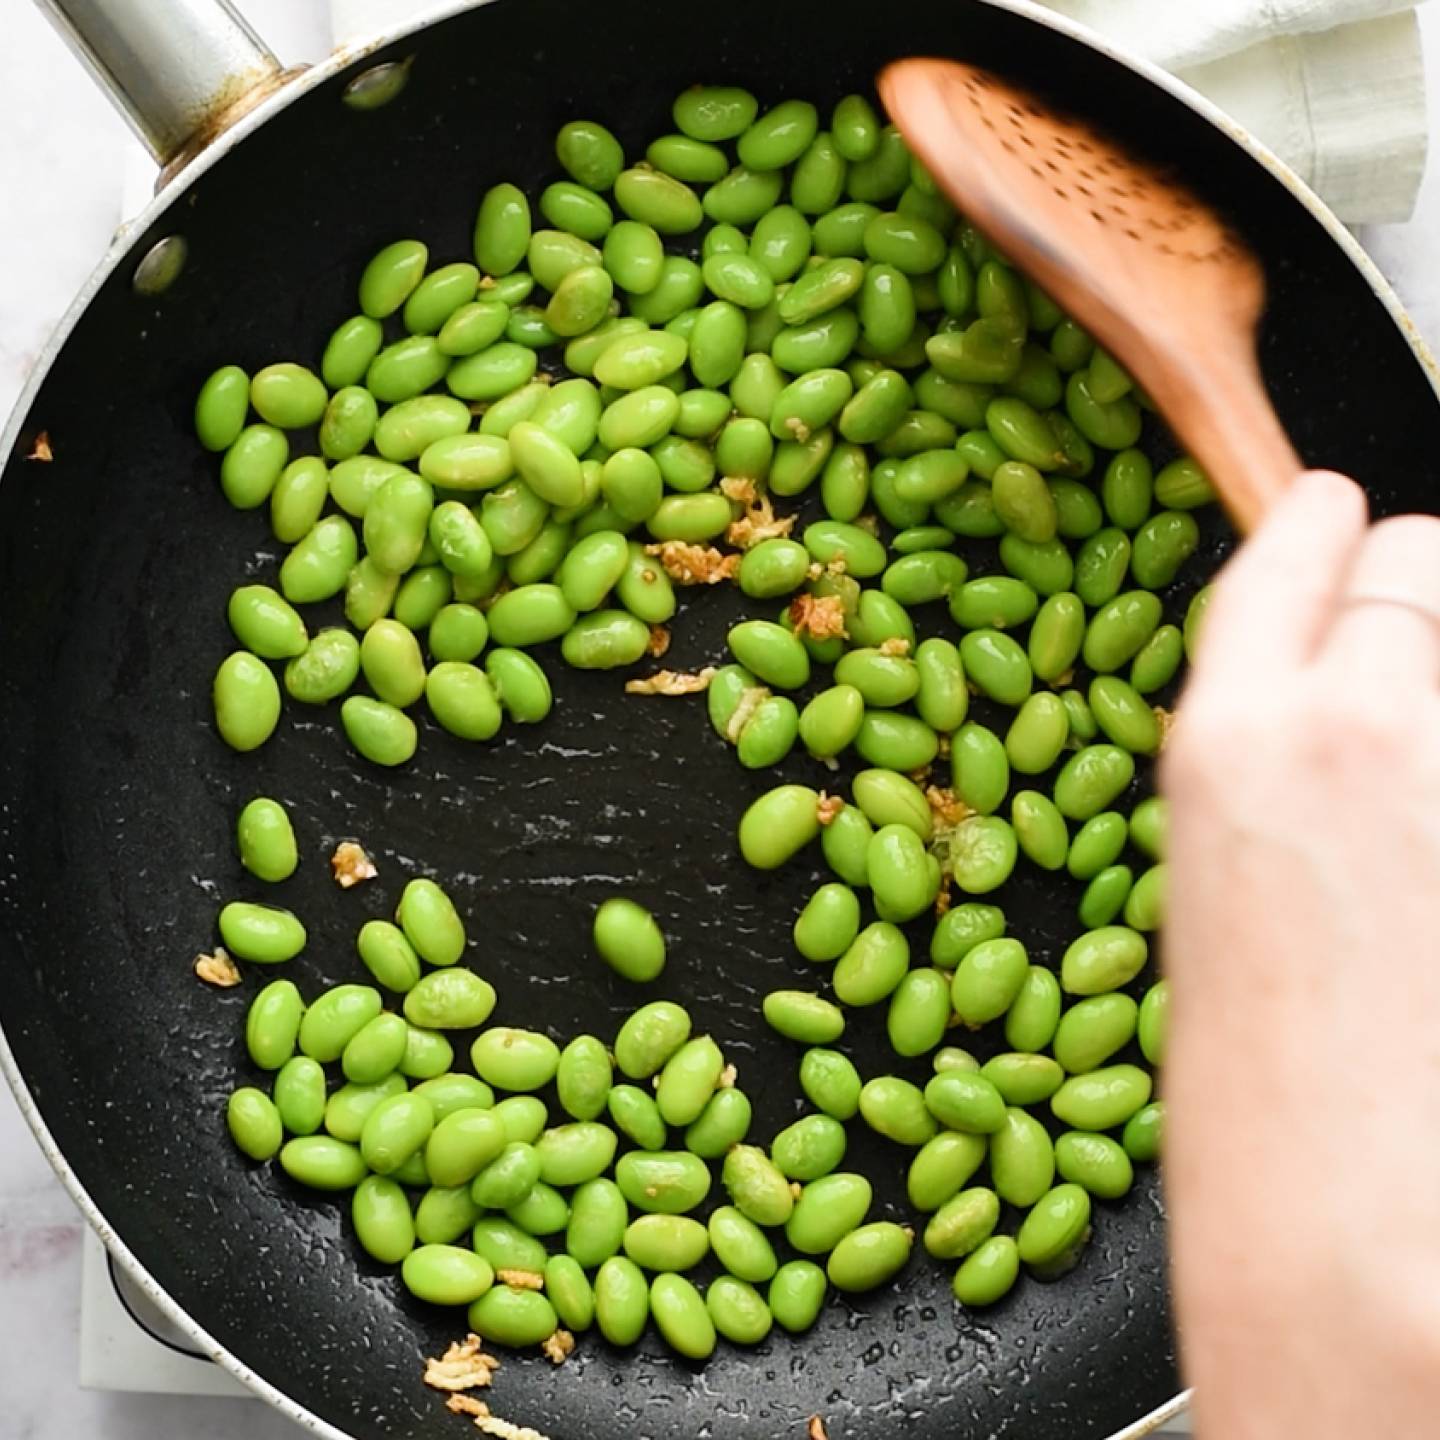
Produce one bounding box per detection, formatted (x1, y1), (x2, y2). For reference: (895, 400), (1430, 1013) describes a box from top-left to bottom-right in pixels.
(332, 0), (1430, 224)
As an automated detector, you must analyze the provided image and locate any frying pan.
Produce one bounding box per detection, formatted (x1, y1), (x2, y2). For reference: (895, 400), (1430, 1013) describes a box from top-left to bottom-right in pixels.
(3, 1), (1438, 1437)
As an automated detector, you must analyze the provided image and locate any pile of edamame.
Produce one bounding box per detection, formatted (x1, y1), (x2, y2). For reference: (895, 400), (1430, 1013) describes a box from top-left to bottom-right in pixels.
(210, 81), (1202, 1359)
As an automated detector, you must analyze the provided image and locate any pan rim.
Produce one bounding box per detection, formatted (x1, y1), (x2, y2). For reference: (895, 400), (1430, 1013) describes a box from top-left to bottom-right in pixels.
(1, 0), (1428, 1432)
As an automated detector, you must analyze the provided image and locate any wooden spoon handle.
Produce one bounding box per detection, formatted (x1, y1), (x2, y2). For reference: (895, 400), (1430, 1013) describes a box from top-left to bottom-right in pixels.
(1146, 348), (1301, 534)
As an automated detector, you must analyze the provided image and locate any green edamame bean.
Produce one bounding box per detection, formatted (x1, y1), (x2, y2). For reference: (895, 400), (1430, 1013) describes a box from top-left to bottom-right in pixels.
(194, 364), (250, 452)
(324, 1074), (405, 1142)
(614, 1000), (690, 1079)
(281, 626), (360, 709)
(545, 1255), (595, 1333)
(799, 1048), (862, 1121)
(469, 1286), (558, 1347)
(1130, 624), (1184, 695)
(357, 619), (423, 709)
(923, 1186), (1000, 1261)
(1138, 980), (1169, 1066)
(951, 576), (1037, 632)
(793, 883), (861, 963)
(269, 456), (329, 544)
(359, 239), (427, 318)
(218, 900), (304, 965)
(930, 903), (1006, 971)
(906, 1131), (987, 1213)
(478, 646), (549, 724)
(673, 84), (758, 141)
(949, 723), (1008, 818)
(561, 609), (650, 670)
(245, 978), (303, 1072)
(485, 584), (576, 647)
(881, 552), (969, 610)
(859, 1075), (937, 1146)
(988, 1106), (1056, 1209)
(706, 1275), (772, 1345)
(959, 628), (1032, 706)
(615, 1149), (712, 1215)
(360, 1091), (435, 1175)
(271, 1055), (325, 1136)
(1051, 1066), (1152, 1131)
(429, 602), (490, 663)
(606, 1083), (666, 1152)
(1123, 1101), (1164, 1163)
(472, 184), (531, 277)
(1124, 862), (1167, 932)
(1060, 924), (1148, 995)
(1006, 693), (1070, 775)
(534, 1122), (617, 1187)
(470, 1143), (542, 1209)
(374, 396), (470, 464)
(1100, 448), (1153, 530)
(566, 1178), (629, 1269)
(220, 424), (290, 511)
(322, 315), (383, 390)
(399, 1026), (454, 1081)
(924, 1070), (1007, 1135)
(227, 1087), (282, 1161)
(402, 968), (496, 1031)
(279, 1136), (368, 1191)
(400, 1242), (495, 1306)
(410, 1075), (493, 1124)
(648, 1272), (715, 1359)
(827, 1221), (912, 1292)
(656, 1036), (724, 1127)
(590, 895), (665, 983)
(684, 1087), (753, 1159)
(402, 262), (480, 336)
(881, 967), (950, 1059)
(279, 516), (358, 608)
(319, 387), (378, 462)
(1089, 675), (1160, 755)
(392, 878), (464, 968)
(1012, 790), (1070, 871)
(1130, 795), (1168, 860)
(784, 1171), (872, 1255)
(821, 802), (876, 885)
(1066, 812), (1129, 881)
(983, 1052), (1065, 1106)
(953, 1235), (1021, 1307)
(765, 1259), (825, 1334)
(951, 938), (1027, 1027)
(1154, 456), (1215, 509)
(1053, 745), (1136, 820)
(1053, 993), (1139, 1074)
(366, 335), (450, 404)
(1131, 510), (1199, 590)
(1078, 865), (1134, 930)
(594, 1255), (649, 1345)
(865, 822), (933, 922)
(423, 1107), (506, 1188)
(1084, 590), (1164, 673)
(235, 797), (297, 884)
(771, 1115), (846, 1183)
(470, 1027), (559, 1092)
(342, 1011), (408, 1084)
(1004, 965), (1062, 1052)
(506, 1181), (570, 1237)
(738, 784), (820, 869)
(470, 1216), (547, 1277)
(723, 1144), (794, 1226)
(832, 93), (879, 161)
(763, 990), (845, 1044)
(833, 922), (909, 1006)
(949, 816), (1019, 896)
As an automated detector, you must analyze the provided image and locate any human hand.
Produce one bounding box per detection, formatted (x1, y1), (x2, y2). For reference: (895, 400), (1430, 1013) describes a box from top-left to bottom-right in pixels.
(1161, 471), (1440, 1440)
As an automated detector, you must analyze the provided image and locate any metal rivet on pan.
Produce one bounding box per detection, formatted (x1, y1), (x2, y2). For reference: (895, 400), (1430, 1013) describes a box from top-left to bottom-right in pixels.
(343, 57), (413, 111)
(132, 235), (188, 297)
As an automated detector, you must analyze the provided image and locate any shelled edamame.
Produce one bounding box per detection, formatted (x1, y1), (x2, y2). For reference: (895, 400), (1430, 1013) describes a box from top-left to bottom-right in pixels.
(208, 79), (1201, 1364)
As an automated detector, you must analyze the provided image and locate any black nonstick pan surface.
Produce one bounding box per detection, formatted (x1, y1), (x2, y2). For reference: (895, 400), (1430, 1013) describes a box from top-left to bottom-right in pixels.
(3, 1), (1438, 1437)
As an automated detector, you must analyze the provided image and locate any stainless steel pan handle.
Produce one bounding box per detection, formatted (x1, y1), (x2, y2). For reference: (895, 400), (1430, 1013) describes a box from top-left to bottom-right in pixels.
(33, 0), (283, 171)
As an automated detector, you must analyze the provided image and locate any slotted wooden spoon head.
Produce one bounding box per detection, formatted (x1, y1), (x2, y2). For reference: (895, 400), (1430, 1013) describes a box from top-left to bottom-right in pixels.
(880, 58), (1301, 532)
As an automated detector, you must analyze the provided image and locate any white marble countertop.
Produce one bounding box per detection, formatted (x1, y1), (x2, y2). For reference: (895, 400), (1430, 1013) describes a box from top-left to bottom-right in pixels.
(3, 4), (1440, 1437)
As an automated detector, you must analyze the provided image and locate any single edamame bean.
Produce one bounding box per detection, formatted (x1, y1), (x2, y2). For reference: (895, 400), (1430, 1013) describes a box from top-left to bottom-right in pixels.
(1123, 1101), (1165, 1163)
(595, 1255), (649, 1345)
(931, 903), (1006, 970)
(227, 1087), (283, 1161)
(951, 938), (1027, 1027)
(924, 1071), (1007, 1135)
(280, 1136), (368, 1191)
(1060, 925), (1148, 995)
(907, 1131), (988, 1212)
(614, 1001), (690, 1078)
(859, 1076), (937, 1146)
(924, 1186), (1000, 1261)
(1051, 1066), (1153, 1131)
(763, 990), (845, 1044)
(1138, 980), (1169, 1066)
(469, 1286), (558, 1348)
(1053, 994), (1139, 1074)
(535, 1122), (617, 1187)
(738, 784), (821, 869)
(949, 816), (1019, 897)
(471, 1028), (560, 1092)
(615, 1149), (712, 1215)
(707, 1275), (773, 1345)
(650, 1273), (716, 1360)
(402, 969), (496, 1030)
(397, 878), (465, 967)
(684, 1087), (753, 1159)
(799, 1048), (862, 1121)
(827, 1222), (912, 1292)
(656, 1036), (724, 1127)
(213, 652), (281, 752)
(236, 797), (297, 883)
(833, 922), (909, 1006)
(245, 979), (304, 1070)
(568, 1178), (629, 1269)
(218, 901), (304, 965)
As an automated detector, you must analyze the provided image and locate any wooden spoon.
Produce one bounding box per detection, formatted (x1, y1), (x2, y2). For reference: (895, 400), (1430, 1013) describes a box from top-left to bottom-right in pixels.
(879, 58), (1301, 532)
